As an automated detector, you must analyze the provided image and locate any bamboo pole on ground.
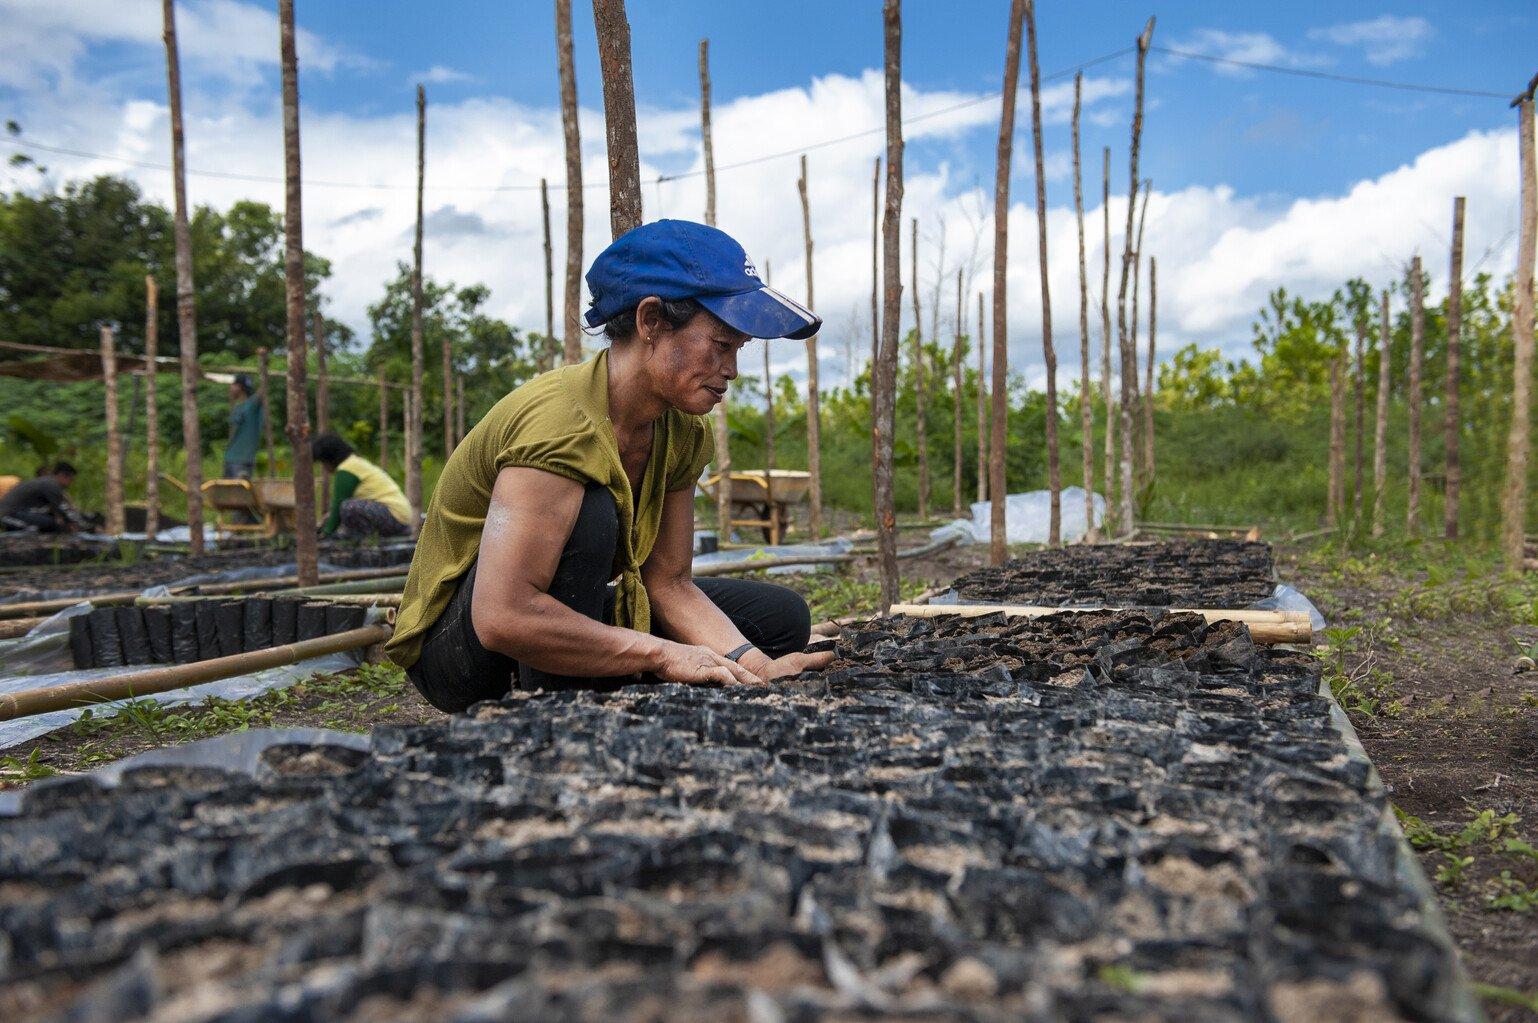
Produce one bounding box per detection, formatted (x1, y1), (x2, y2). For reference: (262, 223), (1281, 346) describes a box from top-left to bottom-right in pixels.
(1116, 20), (1154, 535)
(257, 345), (274, 475)
(99, 324), (124, 535)
(541, 177), (555, 371)
(1327, 353), (1345, 528)
(989, 0), (1026, 566)
(976, 290), (987, 505)
(911, 217), (929, 521)
(593, 0), (642, 238)
(885, 603), (1313, 646)
(874, 0), (904, 610)
(953, 267), (964, 518)
(1504, 90), (1536, 571)
(1100, 145), (1115, 532)
(377, 370), (388, 467)
(797, 154), (823, 537)
(557, 0), (584, 365)
(143, 276), (160, 538)
(278, 0), (318, 588)
(1024, 0), (1059, 546)
(314, 309), (330, 511)
(407, 84), (426, 531)
(1072, 74), (1094, 536)
(0, 625), (393, 723)
(1445, 196), (1465, 539)
(1372, 290), (1391, 538)
(1352, 314), (1366, 515)
(1142, 256), (1157, 482)
(698, 40), (732, 541)
(1407, 254), (1425, 534)
(161, 0), (204, 557)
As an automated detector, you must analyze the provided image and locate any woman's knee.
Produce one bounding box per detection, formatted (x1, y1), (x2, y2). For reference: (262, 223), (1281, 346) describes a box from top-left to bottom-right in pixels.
(703, 577), (811, 657)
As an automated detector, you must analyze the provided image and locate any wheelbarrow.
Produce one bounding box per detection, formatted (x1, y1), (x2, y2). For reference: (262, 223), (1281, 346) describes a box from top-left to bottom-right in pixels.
(698, 469), (810, 544)
(161, 474), (299, 539)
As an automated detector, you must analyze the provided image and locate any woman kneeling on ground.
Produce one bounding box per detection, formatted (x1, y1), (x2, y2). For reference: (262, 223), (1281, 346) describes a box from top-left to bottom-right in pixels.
(387, 220), (834, 713)
(312, 433), (413, 539)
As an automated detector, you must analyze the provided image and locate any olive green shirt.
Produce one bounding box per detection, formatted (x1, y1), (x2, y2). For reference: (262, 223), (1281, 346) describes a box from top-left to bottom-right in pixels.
(385, 349), (714, 669)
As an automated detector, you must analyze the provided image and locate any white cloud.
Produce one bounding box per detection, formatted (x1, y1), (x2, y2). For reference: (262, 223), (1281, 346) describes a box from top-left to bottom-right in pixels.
(1164, 29), (1314, 75)
(1309, 16), (1433, 66)
(412, 66), (473, 86)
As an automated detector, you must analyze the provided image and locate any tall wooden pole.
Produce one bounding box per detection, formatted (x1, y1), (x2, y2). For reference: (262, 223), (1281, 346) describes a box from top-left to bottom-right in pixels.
(1327, 353), (1345, 528)
(593, 0), (642, 238)
(1503, 92), (1536, 570)
(143, 276), (160, 539)
(456, 376), (466, 443)
(1352, 314), (1366, 515)
(314, 310), (330, 511)
(911, 217), (929, 521)
(279, 0), (317, 586)
(1445, 196), (1465, 539)
(699, 38), (731, 540)
(377, 371), (388, 468)
(977, 290), (987, 505)
(99, 325), (124, 536)
(874, 0), (904, 610)
(1115, 19), (1154, 534)
(871, 155), (881, 514)
(798, 154), (823, 537)
(953, 267), (965, 517)
(408, 84), (426, 531)
(1372, 290), (1391, 538)
(401, 388), (412, 484)
(1142, 256), (1157, 482)
(1072, 75), (1094, 536)
(257, 346), (274, 476)
(541, 178), (555, 372)
(762, 336), (776, 541)
(989, 0), (1026, 565)
(1406, 254), (1425, 534)
(1024, 0), (1058, 545)
(557, 0), (584, 365)
(1100, 145), (1115, 532)
(161, 0), (203, 555)
(1128, 178), (1150, 479)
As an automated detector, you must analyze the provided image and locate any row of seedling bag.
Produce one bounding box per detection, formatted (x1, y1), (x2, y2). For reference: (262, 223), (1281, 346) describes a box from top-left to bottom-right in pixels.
(68, 598), (369, 670)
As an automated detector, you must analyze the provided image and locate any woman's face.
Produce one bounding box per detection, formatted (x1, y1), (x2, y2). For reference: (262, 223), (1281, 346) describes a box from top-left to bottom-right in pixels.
(640, 301), (750, 416)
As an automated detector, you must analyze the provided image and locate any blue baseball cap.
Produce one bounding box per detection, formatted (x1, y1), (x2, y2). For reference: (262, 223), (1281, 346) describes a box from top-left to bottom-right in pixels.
(582, 219), (821, 341)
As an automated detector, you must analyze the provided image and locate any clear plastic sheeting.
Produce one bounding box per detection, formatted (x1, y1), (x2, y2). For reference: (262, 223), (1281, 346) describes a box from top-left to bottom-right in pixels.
(1253, 582), (1327, 632)
(938, 488), (1106, 547)
(690, 537), (853, 575)
(0, 601), (92, 676)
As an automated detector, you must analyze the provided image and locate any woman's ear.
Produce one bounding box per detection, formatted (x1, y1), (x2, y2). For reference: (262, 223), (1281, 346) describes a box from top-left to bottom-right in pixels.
(634, 296), (663, 344)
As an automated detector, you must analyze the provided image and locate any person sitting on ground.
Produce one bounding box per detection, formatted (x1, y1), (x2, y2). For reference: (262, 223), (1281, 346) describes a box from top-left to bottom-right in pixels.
(223, 374), (264, 479)
(0, 461), (91, 533)
(312, 433), (413, 540)
(387, 219), (834, 712)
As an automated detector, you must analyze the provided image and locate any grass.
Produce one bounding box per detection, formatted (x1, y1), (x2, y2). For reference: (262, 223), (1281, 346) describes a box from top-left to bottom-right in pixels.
(1397, 807), (1538, 912)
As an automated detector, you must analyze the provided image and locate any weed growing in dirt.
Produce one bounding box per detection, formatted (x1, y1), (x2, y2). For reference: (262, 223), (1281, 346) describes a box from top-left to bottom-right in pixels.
(1316, 626), (1400, 718)
(1397, 807), (1538, 911)
(0, 749), (57, 781)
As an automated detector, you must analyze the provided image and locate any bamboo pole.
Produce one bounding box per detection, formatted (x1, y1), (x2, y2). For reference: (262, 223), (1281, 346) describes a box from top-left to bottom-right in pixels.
(1407, 254), (1425, 534)
(408, 84), (426, 530)
(279, 0), (318, 589)
(0, 616), (49, 641)
(541, 177), (555, 371)
(557, 0), (584, 366)
(990, 0), (1026, 566)
(314, 309), (330, 512)
(798, 154), (823, 537)
(257, 345), (274, 476)
(99, 324), (124, 536)
(0, 624), (392, 723)
(143, 275), (160, 538)
(161, 0), (204, 557)
(1072, 75), (1094, 536)
(699, 38), (732, 542)
(1445, 196), (1465, 539)
(911, 217), (929, 522)
(1327, 353), (1345, 528)
(1024, 0), (1059, 546)
(977, 290), (987, 505)
(953, 267), (965, 518)
(1504, 92), (1536, 570)
(1143, 255), (1157, 483)
(695, 553), (855, 577)
(377, 369), (388, 467)
(1100, 145), (1115, 532)
(874, 0), (905, 610)
(593, 0), (642, 238)
(1372, 290), (1391, 538)
(885, 603), (1313, 646)
(1116, 20), (1154, 534)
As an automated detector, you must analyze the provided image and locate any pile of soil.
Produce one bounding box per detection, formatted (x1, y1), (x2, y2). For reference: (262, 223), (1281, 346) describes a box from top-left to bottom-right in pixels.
(949, 539), (1277, 608)
(0, 608), (1469, 1021)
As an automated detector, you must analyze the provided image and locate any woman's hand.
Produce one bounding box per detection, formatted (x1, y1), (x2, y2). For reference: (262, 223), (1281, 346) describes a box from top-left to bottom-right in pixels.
(742, 648), (836, 681)
(653, 640), (764, 686)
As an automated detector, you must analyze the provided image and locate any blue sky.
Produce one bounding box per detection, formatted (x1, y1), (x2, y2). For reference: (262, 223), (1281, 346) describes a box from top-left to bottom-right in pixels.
(1, 1), (1534, 383)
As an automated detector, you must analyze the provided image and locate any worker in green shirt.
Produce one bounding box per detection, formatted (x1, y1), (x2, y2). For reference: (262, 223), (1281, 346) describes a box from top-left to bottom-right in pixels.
(223, 374), (264, 479)
(312, 433), (412, 539)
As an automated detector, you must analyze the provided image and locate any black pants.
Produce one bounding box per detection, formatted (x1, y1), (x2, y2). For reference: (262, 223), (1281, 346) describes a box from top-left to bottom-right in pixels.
(1, 509), (65, 533)
(407, 484), (811, 714)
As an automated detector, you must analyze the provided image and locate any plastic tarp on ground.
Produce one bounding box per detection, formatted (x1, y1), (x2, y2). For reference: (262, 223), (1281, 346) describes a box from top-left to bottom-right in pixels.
(691, 538), (853, 575)
(933, 488), (1107, 547)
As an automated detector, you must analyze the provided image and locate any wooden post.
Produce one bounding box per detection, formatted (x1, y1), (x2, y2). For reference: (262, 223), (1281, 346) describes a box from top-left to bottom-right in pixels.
(1024, 0), (1059, 546)
(99, 324), (124, 535)
(408, 84), (426, 531)
(699, 38), (732, 541)
(1352, 313), (1366, 515)
(456, 376), (466, 442)
(401, 387), (412, 485)
(911, 217), (929, 521)
(797, 154), (823, 537)
(1443, 197), (1466, 539)
(1142, 255), (1157, 483)
(161, 0), (203, 556)
(1115, 19), (1154, 535)
(1128, 178), (1150, 481)
(1504, 92), (1536, 570)
(557, 0), (584, 365)
(143, 276), (160, 539)
(441, 317), (453, 456)
(976, 290), (987, 505)
(541, 177), (555, 371)
(953, 267), (964, 518)
(1372, 290), (1391, 538)
(870, 155), (881, 517)
(875, 0), (904, 609)
(762, 333), (777, 543)
(593, 0), (642, 238)
(377, 371), (388, 468)
(1072, 75), (1094, 536)
(279, 0), (317, 587)
(1100, 145), (1115, 532)
(1327, 354), (1344, 528)
(1406, 254), (1424, 534)
(314, 310), (330, 512)
(989, 0), (1026, 565)
(257, 346), (274, 476)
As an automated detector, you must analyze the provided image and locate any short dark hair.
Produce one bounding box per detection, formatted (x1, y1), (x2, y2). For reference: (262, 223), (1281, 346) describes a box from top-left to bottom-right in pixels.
(232, 373), (254, 396)
(311, 433), (353, 467)
(52, 461), (77, 477)
(601, 297), (702, 342)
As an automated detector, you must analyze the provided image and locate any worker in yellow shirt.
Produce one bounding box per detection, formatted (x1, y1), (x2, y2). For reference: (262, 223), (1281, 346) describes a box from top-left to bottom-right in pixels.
(311, 433), (412, 539)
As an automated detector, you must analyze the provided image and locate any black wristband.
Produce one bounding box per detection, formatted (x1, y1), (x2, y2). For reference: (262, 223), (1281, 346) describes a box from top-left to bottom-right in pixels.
(725, 642), (755, 663)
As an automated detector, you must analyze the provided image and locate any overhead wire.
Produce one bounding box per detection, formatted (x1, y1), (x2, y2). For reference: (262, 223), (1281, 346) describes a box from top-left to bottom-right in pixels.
(1149, 45), (1510, 100)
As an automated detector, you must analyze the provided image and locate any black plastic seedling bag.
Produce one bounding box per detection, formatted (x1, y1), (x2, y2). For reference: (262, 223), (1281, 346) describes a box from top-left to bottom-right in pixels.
(68, 614), (95, 670)
(214, 602), (245, 658)
(297, 602), (329, 642)
(170, 602), (201, 664)
(114, 606), (153, 666)
(194, 601), (221, 661)
(324, 604), (366, 635)
(243, 597), (274, 651)
(143, 606), (174, 663)
(272, 596), (301, 646)
(87, 607), (125, 667)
